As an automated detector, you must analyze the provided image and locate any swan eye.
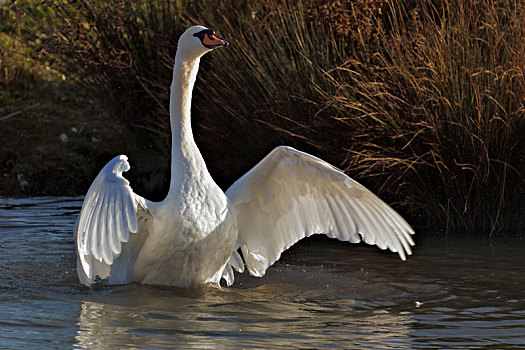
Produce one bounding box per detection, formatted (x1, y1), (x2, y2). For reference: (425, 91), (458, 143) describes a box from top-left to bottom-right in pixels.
(193, 29), (214, 41)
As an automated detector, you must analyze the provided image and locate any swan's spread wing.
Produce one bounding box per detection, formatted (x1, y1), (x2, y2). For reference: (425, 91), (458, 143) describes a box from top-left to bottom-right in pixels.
(75, 155), (151, 286)
(226, 146), (415, 277)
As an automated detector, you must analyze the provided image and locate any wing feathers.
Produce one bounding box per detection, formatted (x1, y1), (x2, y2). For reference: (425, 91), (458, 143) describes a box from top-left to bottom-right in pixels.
(124, 187), (138, 234)
(75, 155), (151, 286)
(115, 189), (130, 243)
(107, 198), (120, 255)
(89, 191), (106, 261)
(79, 192), (100, 255)
(229, 249), (245, 273)
(227, 146), (415, 277)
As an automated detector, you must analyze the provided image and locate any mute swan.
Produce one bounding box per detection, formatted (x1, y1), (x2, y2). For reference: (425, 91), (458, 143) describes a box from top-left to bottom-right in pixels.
(75, 25), (415, 287)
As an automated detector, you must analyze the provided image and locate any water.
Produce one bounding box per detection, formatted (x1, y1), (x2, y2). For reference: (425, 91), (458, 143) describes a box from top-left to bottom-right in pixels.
(0, 197), (523, 349)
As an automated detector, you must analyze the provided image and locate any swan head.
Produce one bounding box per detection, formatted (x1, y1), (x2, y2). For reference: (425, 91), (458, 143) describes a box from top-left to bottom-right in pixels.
(178, 25), (229, 59)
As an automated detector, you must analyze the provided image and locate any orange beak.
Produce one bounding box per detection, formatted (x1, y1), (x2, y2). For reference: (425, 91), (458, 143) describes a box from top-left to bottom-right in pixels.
(203, 33), (229, 48)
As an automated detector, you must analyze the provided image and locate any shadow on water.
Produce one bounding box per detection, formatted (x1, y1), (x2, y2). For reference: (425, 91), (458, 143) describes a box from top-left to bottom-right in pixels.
(0, 197), (523, 348)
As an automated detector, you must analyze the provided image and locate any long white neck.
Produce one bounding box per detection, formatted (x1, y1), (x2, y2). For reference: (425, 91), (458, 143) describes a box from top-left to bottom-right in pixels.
(167, 51), (210, 197)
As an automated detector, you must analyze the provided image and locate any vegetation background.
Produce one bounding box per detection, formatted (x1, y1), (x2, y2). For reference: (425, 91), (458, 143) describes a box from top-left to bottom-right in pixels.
(1, 0), (524, 236)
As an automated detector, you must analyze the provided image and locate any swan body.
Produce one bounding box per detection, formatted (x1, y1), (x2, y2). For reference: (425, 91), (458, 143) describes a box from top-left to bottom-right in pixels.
(75, 26), (415, 288)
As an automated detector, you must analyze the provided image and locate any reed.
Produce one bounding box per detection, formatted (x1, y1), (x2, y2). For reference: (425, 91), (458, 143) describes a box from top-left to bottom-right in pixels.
(331, 0), (525, 234)
(42, 0), (525, 234)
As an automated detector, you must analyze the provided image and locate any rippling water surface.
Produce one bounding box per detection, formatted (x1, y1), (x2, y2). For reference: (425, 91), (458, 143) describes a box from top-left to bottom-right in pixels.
(0, 197), (523, 349)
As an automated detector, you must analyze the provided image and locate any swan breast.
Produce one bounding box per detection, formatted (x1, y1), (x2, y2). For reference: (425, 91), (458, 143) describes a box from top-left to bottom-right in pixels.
(132, 184), (237, 286)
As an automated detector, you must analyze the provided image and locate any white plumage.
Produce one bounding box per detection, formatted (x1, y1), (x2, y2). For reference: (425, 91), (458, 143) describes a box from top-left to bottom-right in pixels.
(75, 25), (415, 288)
(226, 146), (414, 278)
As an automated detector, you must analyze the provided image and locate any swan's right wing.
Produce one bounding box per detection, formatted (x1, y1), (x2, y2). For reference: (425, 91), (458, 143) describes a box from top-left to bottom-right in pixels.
(75, 155), (152, 286)
(226, 146), (415, 277)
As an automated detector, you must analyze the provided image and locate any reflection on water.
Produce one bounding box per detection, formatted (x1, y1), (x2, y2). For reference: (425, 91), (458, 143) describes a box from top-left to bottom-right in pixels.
(0, 197), (524, 348)
(75, 286), (412, 349)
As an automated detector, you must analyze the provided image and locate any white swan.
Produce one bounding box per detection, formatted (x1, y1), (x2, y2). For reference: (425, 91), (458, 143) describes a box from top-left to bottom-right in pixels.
(75, 25), (415, 288)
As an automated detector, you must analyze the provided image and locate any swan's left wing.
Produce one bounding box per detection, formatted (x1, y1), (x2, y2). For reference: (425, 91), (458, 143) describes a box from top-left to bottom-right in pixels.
(226, 146), (415, 277)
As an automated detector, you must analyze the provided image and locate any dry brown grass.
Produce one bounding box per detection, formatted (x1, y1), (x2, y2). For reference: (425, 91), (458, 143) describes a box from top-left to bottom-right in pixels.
(41, 0), (525, 234)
